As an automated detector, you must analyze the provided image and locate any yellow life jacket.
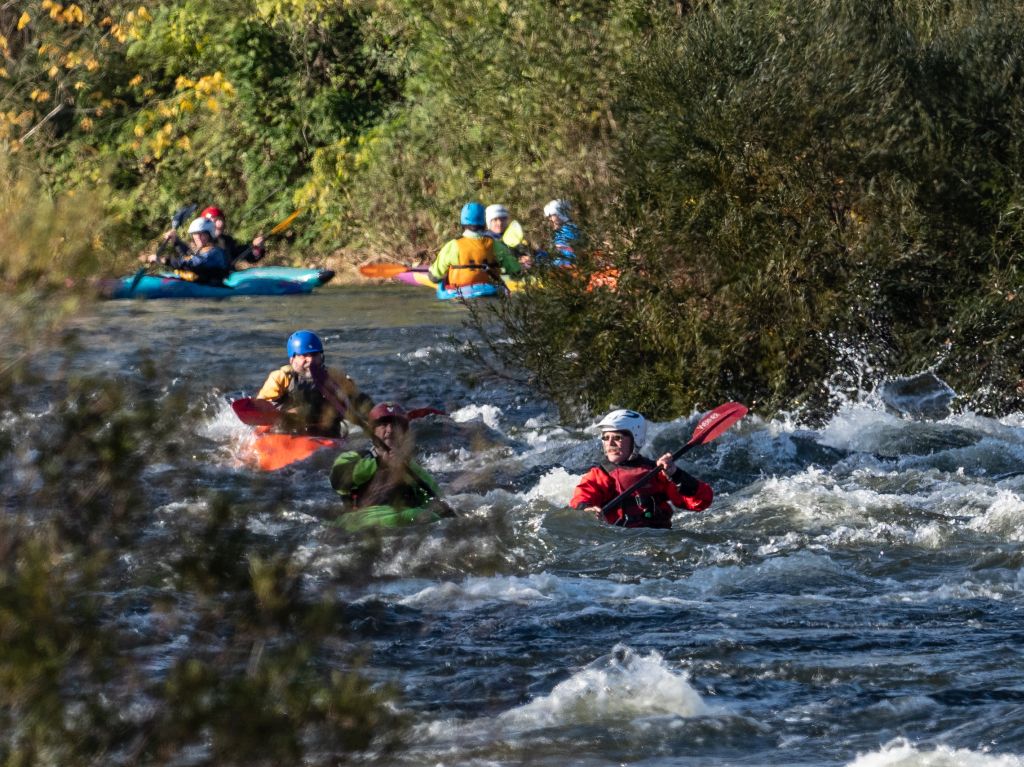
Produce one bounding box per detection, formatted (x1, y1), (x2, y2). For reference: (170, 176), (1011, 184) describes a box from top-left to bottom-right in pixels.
(448, 237), (497, 287)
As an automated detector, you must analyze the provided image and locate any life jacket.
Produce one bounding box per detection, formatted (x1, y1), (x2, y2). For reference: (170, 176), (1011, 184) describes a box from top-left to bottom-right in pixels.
(597, 457), (676, 529)
(447, 236), (497, 287)
(277, 365), (343, 437)
(352, 451), (433, 510)
(170, 245), (230, 285)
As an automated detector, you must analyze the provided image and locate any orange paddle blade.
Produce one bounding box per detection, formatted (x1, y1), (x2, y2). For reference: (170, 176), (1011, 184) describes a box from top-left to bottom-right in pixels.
(253, 433), (341, 471)
(268, 209), (301, 237)
(359, 262), (411, 279)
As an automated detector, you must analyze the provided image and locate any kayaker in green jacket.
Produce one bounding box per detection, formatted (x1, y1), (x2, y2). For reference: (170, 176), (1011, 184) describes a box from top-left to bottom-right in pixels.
(428, 202), (521, 288)
(330, 402), (449, 515)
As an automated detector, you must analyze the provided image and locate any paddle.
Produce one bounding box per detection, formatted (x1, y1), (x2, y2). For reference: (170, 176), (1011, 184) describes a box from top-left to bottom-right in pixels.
(268, 209), (301, 237)
(503, 220), (526, 248)
(126, 203), (198, 296)
(233, 208), (302, 264)
(231, 397), (445, 427)
(598, 401), (749, 519)
(359, 262), (417, 279)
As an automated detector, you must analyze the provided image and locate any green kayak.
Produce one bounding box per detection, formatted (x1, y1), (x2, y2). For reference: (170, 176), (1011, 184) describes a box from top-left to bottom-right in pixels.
(332, 504), (445, 532)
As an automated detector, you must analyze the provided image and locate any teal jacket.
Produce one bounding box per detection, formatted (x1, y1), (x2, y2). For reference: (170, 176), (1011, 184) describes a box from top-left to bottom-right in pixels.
(330, 448), (440, 510)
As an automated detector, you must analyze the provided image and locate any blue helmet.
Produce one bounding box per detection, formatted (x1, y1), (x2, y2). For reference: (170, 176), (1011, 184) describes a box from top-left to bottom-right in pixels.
(286, 330), (324, 357)
(460, 202), (486, 227)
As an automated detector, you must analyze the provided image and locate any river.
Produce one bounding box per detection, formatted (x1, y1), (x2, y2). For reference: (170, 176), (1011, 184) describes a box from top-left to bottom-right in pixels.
(51, 284), (1024, 765)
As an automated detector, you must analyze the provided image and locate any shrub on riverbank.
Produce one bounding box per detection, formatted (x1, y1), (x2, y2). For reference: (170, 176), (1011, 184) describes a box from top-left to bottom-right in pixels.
(479, 0), (1024, 419)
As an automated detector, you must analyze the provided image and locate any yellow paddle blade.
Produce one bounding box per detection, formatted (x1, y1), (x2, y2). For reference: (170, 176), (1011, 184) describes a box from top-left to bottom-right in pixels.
(269, 209), (301, 236)
(503, 220), (525, 248)
(359, 262), (410, 279)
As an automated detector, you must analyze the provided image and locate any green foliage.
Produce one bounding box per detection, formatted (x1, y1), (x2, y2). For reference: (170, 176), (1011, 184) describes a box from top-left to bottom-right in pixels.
(0, 363), (404, 764)
(302, 0), (661, 257)
(479, 0), (1024, 420)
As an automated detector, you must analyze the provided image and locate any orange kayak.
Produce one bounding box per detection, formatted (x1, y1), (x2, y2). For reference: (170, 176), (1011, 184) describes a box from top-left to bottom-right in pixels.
(250, 430), (345, 471)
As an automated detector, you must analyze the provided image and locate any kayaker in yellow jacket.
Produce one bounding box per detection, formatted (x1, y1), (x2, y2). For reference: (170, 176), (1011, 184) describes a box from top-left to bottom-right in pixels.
(428, 202), (522, 288)
(256, 330), (373, 437)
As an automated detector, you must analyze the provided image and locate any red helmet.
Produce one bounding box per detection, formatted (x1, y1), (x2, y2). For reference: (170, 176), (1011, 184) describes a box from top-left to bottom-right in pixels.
(201, 206), (225, 220)
(369, 401), (408, 425)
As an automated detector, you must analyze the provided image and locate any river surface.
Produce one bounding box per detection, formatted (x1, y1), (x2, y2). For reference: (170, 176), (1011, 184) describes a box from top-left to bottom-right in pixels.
(65, 285), (1024, 766)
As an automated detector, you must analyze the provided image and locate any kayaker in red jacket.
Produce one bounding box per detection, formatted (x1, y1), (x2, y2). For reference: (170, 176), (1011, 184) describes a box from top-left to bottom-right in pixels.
(570, 409), (713, 528)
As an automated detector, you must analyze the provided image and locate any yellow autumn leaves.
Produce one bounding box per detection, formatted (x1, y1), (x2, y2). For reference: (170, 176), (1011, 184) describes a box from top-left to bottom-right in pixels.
(130, 71), (237, 160)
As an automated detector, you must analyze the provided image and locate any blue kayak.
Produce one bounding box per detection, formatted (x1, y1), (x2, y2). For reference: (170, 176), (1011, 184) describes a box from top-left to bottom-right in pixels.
(435, 281), (505, 300)
(228, 266), (334, 288)
(102, 267), (334, 300)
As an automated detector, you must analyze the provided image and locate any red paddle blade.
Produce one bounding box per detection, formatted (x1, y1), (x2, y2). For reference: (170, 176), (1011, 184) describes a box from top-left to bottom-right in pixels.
(683, 401), (749, 451)
(359, 262), (410, 279)
(407, 407), (446, 420)
(231, 397), (282, 426)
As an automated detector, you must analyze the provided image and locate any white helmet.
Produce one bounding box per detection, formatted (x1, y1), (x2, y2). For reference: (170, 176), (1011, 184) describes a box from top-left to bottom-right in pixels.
(597, 409), (646, 448)
(187, 216), (216, 237)
(543, 199), (571, 222)
(485, 204), (509, 223)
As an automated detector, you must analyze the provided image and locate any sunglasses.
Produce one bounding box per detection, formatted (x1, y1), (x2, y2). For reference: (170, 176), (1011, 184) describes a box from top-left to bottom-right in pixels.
(601, 433), (629, 444)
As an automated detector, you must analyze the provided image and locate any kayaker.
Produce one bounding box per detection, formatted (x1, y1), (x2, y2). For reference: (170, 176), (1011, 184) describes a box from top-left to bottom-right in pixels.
(330, 401), (448, 513)
(486, 203), (532, 264)
(529, 198), (580, 267)
(256, 330), (374, 438)
(201, 206), (266, 270)
(152, 216), (231, 285)
(571, 409), (713, 528)
(428, 202), (522, 288)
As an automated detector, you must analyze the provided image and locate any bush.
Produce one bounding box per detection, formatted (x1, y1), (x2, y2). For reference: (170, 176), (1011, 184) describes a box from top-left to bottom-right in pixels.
(482, 0), (1024, 420)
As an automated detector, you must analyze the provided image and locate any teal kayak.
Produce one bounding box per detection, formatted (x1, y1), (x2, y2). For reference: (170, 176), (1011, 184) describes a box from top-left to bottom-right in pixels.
(434, 281), (504, 300)
(332, 504), (444, 532)
(101, 267), (334, 300)
(228, 266), (334, 287)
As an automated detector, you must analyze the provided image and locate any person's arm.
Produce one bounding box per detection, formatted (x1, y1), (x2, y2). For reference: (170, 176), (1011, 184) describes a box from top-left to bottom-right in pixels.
(655, 453), (714, 511)
(570, 467), (613, 512)
(256, 367), (290, 402)
(428, 240), (459, 283)
(233, 234), (266, 264)
(493, 240), (521, 276)
(330, 450), (377, 506)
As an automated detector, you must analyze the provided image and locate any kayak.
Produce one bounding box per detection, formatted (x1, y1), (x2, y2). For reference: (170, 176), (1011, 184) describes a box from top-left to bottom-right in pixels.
(228, 266), (335, 288)
(331, 503), (444, 532)
(435, 281), (504, 300)
(391, 266), (524, 299)
(250, 431), (345, 471)
(101, 268), (333, 299)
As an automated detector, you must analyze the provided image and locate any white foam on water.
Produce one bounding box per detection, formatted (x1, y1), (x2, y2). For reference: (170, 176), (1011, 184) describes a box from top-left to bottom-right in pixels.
(397, 572), (565, 609)
(450, 403), (503, 429)
(889, 578), (1014, 603)
(967, 488), (1024, 540)
(847, 739), (1024, 767)
(495, 644), (710, 732)
(818, 400), (908, 454)
(524, 466), (581, 507)
(199, 399), (249, 441)
(196, 399), (262, 469)
(403, 342), (460, 360)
